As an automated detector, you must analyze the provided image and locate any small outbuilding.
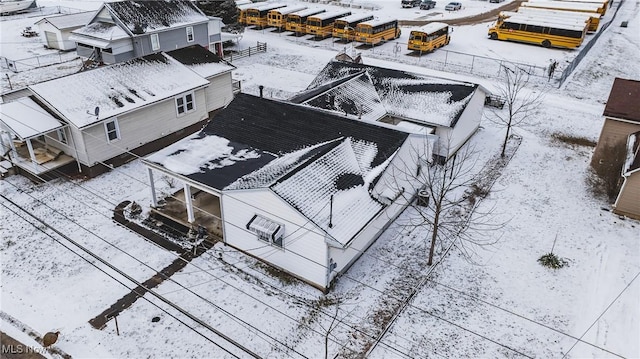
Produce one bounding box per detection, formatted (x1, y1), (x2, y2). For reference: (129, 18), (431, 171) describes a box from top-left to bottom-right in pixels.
(35, 11), (95, 51)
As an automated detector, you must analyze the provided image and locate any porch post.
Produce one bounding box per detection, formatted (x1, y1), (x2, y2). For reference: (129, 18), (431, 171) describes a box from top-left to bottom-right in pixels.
(148, 168), (158, 207)
(66, 126), (83, 173)
(184, 183), (195, 223)
(25, 139), (37, 163)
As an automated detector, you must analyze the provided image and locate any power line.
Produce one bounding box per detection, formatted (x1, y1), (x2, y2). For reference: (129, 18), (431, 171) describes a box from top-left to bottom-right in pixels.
(561, 271), (640, 359)
(2, 99), (567, 357)
(0, 196), (248, 359)
(0, 179), (307, 359)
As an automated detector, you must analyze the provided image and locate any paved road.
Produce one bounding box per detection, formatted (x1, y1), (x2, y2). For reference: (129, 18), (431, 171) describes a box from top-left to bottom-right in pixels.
(399, 0), (524, 26)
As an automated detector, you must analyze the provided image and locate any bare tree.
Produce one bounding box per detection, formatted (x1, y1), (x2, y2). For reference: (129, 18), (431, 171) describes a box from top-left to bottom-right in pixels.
(390, 138), (502, 266)
(491, 65), (545, 157)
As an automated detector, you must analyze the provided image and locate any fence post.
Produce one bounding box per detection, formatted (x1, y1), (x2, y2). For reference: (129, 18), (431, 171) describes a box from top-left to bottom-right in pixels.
(470, 55), (475, 73)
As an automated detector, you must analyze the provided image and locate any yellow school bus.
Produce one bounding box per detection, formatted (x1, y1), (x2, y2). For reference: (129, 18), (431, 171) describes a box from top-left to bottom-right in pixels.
(488, 14), (587, 48)
(407, 22), (450, 52)
(238, 3), (255, 25)
(354, 18), (401, 45)
(306, 10), (352, 38)
(332, 13), (375, 41)
(285, 8), (326, 33)
(245, 3), (287, 28)
(267, 5), (308, 30)
(513, 8), (599, 33)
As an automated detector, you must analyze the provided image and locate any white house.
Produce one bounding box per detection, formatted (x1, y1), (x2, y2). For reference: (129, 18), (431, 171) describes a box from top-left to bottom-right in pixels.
(0, 49), (234, 180)
(143, 93), (438, 291)
(289, 60), (488, 160)
(35, 11), (95, 51)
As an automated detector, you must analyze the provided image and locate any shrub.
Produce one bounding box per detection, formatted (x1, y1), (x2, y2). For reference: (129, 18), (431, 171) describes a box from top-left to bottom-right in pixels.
(538, 252), (569, 269)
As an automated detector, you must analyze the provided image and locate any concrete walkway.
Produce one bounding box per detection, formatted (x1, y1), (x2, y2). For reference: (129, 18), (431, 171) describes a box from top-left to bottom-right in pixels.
(88, 201), (216, 330)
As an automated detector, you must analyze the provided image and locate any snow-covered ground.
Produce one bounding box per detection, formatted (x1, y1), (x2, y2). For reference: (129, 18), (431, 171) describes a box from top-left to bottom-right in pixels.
(1, 0), (639, 358)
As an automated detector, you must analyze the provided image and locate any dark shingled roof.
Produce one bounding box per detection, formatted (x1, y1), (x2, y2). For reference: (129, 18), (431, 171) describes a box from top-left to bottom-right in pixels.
(166, 44), (225, 66)
(202, 93), (409, 167)
(603, 78), (640, 123)
(106, 0), (207, 34)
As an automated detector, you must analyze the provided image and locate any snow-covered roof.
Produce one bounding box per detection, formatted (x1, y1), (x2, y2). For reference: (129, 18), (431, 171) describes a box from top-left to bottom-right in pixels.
(0, 97), (63, 140)
(145, 94), (410, 243)
(70, 22), (130, 42)
(166, 45), (235, 79)
(292, 61), (478, 128)
(35, 11), (95, 30)
(603, 78), (640, 123)
(271, 137), (390, 246)
(29, 53), (209, 129)
(104, 0), (208, 35)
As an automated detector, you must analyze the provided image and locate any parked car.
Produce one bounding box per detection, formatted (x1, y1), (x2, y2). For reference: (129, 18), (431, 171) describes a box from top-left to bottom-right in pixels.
(420, 0), (437, 9)
(445, 1), (462, 10)
(402, 0), (422, 7)
(489, 0), (504, 3)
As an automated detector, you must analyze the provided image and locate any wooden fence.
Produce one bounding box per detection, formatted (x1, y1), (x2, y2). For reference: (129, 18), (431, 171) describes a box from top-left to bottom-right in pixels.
(224, 42), (267, 62)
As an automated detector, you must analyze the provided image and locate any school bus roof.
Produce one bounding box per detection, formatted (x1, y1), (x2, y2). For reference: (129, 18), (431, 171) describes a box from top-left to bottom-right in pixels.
(269, 5), (308, 15)
(503, 14), (588, 30)
(308, 10), (352, 20)
(502, 11), (590, 26)
(517, 7), (600, 19)
(357, 18), (398, 27)
(246, 3), (288, 11)
(288, 8), (325, 17)
(413, 22), (449, 34)
(522, 1), (603, 12)
(335, 13), (375, 24)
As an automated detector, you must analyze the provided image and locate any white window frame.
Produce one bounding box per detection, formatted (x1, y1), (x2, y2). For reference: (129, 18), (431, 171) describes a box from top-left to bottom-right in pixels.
(175, 92), (196, 116)
(186, 26), (194, 42)
(56, 128), (68, 145)
(104, 119), (121, 143)
(150, 33), (160, 51)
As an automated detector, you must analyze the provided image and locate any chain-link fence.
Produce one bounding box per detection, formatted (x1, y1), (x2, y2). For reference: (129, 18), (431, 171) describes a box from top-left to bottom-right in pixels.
(557, 0), (625, 87)
(0, 52), (79, 73)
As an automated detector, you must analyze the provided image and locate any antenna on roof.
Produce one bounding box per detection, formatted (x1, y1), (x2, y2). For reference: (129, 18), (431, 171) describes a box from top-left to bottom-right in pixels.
(86, 106), (100, 119)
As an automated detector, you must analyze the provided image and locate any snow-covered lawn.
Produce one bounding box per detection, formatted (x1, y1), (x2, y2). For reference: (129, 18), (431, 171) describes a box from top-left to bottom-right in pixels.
(1, 0), (639, 358)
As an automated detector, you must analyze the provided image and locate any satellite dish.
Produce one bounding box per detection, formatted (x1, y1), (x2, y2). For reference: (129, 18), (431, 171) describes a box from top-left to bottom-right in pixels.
(94, 106), (100, 116)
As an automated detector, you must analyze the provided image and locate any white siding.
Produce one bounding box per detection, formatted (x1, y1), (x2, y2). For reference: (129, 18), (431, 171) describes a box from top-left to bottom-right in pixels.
(222, 189), (329, 288)
(59, 29), (78, 51)
(80, 89), (207, 165)
(68, 125), (89, 164)
(204, 72), (234, 112)
(37, 22), (64, 50)
(328, 198), (409, 281)
(436, 88), (484, 158)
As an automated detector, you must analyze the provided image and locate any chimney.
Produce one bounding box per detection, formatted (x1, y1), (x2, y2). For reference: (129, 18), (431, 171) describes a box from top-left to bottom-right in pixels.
(258, 85), (264, 98)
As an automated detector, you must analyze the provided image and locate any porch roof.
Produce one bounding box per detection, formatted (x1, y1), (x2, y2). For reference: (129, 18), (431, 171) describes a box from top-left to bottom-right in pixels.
(0, 97), (64, 140)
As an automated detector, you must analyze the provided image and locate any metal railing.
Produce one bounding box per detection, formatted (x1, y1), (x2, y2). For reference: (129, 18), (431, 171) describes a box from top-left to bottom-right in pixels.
(0, 52), (79, 73)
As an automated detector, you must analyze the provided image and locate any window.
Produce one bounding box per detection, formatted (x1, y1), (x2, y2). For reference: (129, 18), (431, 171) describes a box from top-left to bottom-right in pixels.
(104, 119), (120, 142)
(186, 26), (194, 42)
(151, 33), (160, 51)
(246, 214), (285, 248)
(56, 128), (67, 144)
(176, 92), (195, 115)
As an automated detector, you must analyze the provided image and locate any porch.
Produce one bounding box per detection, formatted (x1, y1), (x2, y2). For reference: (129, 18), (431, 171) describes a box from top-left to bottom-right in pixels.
(151, 185), (224, 239)
(11, 138), (74, 169)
